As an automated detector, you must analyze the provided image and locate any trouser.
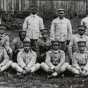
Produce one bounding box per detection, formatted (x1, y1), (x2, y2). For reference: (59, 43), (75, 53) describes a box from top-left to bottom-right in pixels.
(0, 61), (24, 73)
(21, 63), (41, 74)
(41, 62), (69, 74)
(60, 41), (71, 63)
(68, 65), (88, 76)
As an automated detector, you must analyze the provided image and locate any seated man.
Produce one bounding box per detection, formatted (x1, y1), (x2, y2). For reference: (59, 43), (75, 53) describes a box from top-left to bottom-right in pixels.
(69, 25), (88, 60)
(0, 25), (12, 58)
(70, 41), (88, 77)
(37, 28), (51, 63)
(0, 38), (24, 74)
(17, 40), (40, 74)
(41, 40), (69, 77)
(12, 30), (27, 62)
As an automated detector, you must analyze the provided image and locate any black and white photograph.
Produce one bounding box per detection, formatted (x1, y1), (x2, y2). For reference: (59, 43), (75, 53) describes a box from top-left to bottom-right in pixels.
(0, 0), (88, 88)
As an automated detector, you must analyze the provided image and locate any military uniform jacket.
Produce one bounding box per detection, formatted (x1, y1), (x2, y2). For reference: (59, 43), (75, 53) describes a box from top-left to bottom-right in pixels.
(17, 49), (37, 68)
(45, 49), (65, 67)
(50, 17), (72, 41)
(69, 34), (88, 52)
(23, 14), (44, 39)
(72, 50), (88, 67)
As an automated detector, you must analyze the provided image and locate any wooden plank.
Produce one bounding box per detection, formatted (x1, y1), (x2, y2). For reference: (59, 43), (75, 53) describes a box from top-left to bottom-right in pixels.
(12, 0), (15, 12)
(3, 0), (6, 11)
(21, 0), (25, 11)
(19, 0), (22, 11)
(0, 0), (87, 16)
(1, 0), (4, 10)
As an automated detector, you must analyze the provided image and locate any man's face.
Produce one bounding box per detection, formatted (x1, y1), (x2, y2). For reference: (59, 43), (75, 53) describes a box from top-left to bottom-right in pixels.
(19, 32), (26, 40)
(52, 42), (60, 50)
(31, 8), (37, 15)
(78, 45), (86, 52)
(58, 11), (65, 19)
(42, 33), (48, 39)
(24, 43), (31, 53)
(78, 27), (85, 35)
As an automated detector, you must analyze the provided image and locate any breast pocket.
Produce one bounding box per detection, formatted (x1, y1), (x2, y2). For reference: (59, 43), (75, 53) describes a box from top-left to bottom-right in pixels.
(27, 20), (31, 26)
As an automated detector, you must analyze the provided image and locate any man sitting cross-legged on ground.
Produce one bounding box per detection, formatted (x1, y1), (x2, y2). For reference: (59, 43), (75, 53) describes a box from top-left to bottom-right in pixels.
(69, 25), (88, 61)
(0, 25), (12, 58)
(70, 41), (88, 77)
(0, 37), (25, 74)
(17, 40), (40, 74)
(41, 40), (69, 78)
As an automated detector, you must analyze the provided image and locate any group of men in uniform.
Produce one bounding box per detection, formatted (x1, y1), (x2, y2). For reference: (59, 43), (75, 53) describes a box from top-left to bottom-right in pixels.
(0, 6), (88, 78)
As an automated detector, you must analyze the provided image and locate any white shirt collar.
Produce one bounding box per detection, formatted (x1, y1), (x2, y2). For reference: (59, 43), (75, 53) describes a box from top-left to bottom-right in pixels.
(58, 17), (65, 20)
(30, 14), (37, 18)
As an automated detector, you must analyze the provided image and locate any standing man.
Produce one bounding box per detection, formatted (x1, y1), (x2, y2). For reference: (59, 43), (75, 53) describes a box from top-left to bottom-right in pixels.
(50, 8), (72, 42)
(50, 8), (72, 62)
(23, 6), (44, 51)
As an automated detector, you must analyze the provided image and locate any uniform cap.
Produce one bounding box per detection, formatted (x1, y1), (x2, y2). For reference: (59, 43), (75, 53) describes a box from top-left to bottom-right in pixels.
(0, 24), (7, 30)
(30, 6), (38, 12)
(24, 36), (30, 42)
(57, 8), (64, 12)
(77, 41), (86, 47)
(19, 30), (26, 34)
(78, 24), (86, 29)
(23, 41), (30, 44)
(40, 28), (48, 33)
(51, 40), (60, 44)
(23, 40), (30, 46)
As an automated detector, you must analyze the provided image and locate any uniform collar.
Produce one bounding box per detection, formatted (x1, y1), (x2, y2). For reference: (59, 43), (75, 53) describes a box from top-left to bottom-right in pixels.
(41, 37), (49, 42)
(30, 14), (37, 18)
(58, 17), (65, 20)
(52, 49), (61, 53)
(77, 34), (84, 38)
(23, 49), (32, 54)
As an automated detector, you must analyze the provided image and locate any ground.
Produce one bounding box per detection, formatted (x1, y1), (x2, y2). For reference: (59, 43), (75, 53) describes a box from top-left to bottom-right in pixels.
(0, 17), (87, 88)
(0, 72), (88, 88)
